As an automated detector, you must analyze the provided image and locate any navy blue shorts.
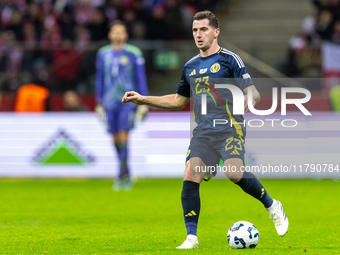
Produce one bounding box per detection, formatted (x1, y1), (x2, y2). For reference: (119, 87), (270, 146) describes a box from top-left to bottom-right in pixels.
(186, 134), (245, 167)
(106, 103), (136, 134)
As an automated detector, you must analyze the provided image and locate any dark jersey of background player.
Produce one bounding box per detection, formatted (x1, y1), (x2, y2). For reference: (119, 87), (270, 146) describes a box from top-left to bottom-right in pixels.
(176, 47), (253, 139)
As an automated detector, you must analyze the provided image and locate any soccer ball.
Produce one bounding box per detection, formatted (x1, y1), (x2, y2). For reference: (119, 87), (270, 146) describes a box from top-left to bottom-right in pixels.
(227, 221), (259, 249)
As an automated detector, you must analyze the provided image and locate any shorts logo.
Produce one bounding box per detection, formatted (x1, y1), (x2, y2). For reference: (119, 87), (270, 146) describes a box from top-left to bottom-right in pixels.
(242, 73), (251, 79)
(199, 68), (207, 74)
(210, 63), (220, 73)
(119, 55), (129, 65)
(186, 149), (190, 157)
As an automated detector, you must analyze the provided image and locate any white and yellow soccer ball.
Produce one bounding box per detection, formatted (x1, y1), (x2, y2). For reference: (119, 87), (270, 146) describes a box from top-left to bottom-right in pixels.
(227, 221), (259, 249)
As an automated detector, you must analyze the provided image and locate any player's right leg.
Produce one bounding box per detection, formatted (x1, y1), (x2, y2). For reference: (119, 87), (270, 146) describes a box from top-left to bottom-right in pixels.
(176, 157), (204, 249)
(177, 139), (220, 249)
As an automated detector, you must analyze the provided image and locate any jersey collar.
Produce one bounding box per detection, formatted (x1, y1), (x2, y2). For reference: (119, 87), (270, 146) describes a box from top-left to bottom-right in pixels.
(199, 47), (223, 60)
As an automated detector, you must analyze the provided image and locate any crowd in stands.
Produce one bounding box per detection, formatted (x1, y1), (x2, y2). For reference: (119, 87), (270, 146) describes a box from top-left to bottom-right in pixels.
(0, 0), (225, 92)
(280, 0), (340, 78)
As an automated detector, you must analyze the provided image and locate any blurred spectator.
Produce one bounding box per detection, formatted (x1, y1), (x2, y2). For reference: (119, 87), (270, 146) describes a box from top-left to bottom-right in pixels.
(332, 21), (340, 42)
(23, 22), (38, 50)
(26, 2), (44, 40)
(59, 7), (76, 39)
(14, 83), (49, 112)
(131, 21), (147, 39)
(63, 90), (88, 111)
(5, 31), (24, 90)
(7, 9), (24, 41)
(312, 0), (340, 42)
(147, 5), (170, 40)
(40, 15), (61, 51)
(105, 0), (124, 22)
(22, 22), (39, 72)
(133, 0), (149, 21)
(74, 0), (96, 25)
(0, 32), (7, 71)
(122, 8), (136, 37)
(50, 37), (82, 91)
(165, 0), (184, 39)
(316, 10), (334, 40)
(87, 8), (109, 41)
(74, 24), (90, 51)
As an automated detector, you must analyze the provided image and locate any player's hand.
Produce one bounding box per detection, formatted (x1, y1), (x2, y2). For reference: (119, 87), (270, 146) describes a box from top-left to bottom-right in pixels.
(95, 104), (106, 122)
(136, 105), (148, 121)
(244, 95), (255, 113)
(122, 91), (144, 105)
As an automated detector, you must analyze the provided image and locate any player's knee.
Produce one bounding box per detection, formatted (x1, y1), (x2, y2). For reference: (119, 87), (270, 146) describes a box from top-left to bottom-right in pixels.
(225, 171), (243, 183)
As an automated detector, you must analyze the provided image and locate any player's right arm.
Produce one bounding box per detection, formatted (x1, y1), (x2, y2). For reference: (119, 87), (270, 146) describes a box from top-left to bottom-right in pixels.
(95, 49), (106, 121)
(95, 50), (105, 106)
(122, 92), (189, 110)
(123, 63), (191, 109)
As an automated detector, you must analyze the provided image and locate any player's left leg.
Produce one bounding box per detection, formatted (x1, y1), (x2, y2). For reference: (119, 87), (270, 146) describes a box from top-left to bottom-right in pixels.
(113, 131), (130, 177)
(224, 158), (273, 208)
(113, 105), (136, 190)
(224, 158), (288, 236)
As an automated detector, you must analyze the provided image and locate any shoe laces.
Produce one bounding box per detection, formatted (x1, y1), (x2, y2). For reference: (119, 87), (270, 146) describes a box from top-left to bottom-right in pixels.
(270, 207), (284, 227)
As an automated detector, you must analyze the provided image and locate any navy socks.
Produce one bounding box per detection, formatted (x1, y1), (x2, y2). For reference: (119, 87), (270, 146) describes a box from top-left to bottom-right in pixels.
(180, 173), (272, 237)
(236, 171), (273, 208)
(181, 180), (200, 236)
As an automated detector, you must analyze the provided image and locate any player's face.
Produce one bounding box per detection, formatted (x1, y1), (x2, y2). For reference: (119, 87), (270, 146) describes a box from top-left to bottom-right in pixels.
(109, 24), (128, 44)
(192, 19), (219, 51)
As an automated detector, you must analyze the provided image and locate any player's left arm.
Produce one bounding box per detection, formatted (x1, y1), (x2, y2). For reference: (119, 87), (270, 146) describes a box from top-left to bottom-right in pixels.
(229, 54), (260, 113)
(243, 85), (260, 113)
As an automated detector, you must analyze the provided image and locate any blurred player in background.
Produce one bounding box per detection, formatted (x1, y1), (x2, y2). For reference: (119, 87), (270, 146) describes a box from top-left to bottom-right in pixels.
(96, 21), (148, 190)
(122, 11), (288, 248)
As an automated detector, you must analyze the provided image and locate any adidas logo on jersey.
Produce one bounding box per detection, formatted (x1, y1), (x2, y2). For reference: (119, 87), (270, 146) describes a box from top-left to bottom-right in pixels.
(189, 69), (196, 76)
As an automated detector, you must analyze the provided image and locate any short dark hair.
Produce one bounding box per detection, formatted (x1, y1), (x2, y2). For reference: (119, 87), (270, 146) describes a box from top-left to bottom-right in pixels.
(193, 10), (219, 29)
(110, 20), (127, 30)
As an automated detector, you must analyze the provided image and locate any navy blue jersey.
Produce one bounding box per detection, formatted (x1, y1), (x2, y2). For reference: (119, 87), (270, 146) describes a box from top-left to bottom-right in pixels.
(176, 47), (253, 140)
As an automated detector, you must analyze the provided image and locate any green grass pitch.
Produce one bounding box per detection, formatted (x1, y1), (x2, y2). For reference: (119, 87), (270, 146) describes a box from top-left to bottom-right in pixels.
(0, 178), (339, 255)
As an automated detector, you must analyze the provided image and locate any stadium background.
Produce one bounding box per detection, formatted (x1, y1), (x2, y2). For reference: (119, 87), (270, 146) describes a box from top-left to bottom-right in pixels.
(0, 0), (339, 254)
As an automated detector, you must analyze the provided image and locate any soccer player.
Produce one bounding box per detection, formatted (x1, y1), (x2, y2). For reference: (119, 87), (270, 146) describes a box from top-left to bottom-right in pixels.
(96, 21), (148, 190)
(122, 11), (288, 248)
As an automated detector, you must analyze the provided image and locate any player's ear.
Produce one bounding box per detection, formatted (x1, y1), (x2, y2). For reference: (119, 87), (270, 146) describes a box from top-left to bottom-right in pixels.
(214, 28), (220, 38)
